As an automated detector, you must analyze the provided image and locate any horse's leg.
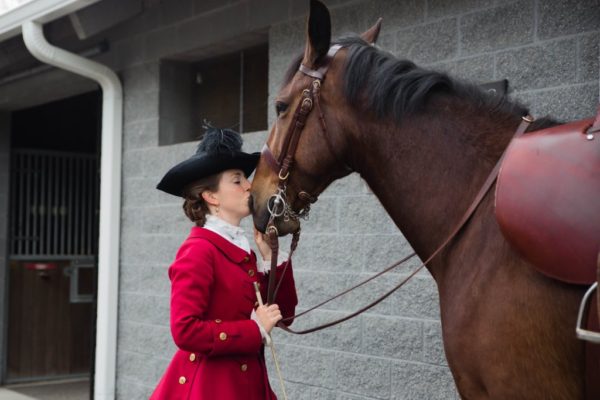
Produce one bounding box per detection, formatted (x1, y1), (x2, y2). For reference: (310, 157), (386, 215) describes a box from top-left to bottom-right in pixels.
(435, 207), (585, 399)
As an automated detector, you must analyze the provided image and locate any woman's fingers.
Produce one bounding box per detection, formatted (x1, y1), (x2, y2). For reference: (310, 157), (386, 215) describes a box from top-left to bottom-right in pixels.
(255, 304), (283, 333)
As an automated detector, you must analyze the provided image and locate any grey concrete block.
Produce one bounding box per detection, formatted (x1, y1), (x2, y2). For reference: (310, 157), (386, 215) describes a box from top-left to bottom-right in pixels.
(293, 234), (364, 272)
(426, 0), (495, 20)
(276, 309), (362, 352)
(351, 0), (426, 33)
(119, 291), (170, 326)
(389, 275), (441, 319)
(538, 0), (600, 39)
(120, 206), (145, 238)
(120, 231), (182, 266)
(115, 377), (155, 400)
(294, 269), (394, 315)
(396, 18), (458, 64)
(378, 32), (396, 54)
(362, 234), (418, 274)
(275, 344), (338, 389)
(460, 0), (534, 56)
(123, 90), (159, 123)
(339, 195), (399, 234)
(323, 173), (367, 197)
(391, 361), (457, 400)
(423, 320), (448, 366)
(122, 62), (160, 94)
(118, 321), (175, 356)
(329, 5), (363, 38)
(362, 315), (423, 362)
(119, 263), (171, 296)
(451, 55), (495, 84)
(300, 197), (339, 234)
(121, 177), (159, 208)
(334, 353), (391, 398)
(142, 205), (191, 235)
(242, 129), (269, 153)
(271, 380), (337, 400)
(496, 38), (578, 92)
(580, 32), (600, 83)
(117, 349), (168, 387)
(336, 394), (380, 400)
(515, 83), (599, 122)
(123, 118), (159, 150)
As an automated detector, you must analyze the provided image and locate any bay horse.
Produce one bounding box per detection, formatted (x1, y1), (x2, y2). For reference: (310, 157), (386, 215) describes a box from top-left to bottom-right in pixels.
(250, 1), (596, 399)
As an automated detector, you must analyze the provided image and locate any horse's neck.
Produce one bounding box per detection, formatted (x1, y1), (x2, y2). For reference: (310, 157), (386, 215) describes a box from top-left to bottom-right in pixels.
(350, 98), (518, 276)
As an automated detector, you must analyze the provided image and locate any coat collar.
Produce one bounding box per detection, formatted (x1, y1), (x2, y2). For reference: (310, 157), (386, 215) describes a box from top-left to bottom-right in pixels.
(188, 226), (254, 264)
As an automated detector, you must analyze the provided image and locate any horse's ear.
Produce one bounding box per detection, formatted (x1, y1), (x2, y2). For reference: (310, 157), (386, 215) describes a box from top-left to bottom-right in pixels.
(360, 18), (383, 45)
(304, 0), (331, 66)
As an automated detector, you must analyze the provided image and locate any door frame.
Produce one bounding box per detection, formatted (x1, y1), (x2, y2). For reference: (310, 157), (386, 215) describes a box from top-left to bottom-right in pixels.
(0, 111), (11, 385)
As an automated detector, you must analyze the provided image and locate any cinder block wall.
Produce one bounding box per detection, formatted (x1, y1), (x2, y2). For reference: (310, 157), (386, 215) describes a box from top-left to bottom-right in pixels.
(112, 0), (599, 399)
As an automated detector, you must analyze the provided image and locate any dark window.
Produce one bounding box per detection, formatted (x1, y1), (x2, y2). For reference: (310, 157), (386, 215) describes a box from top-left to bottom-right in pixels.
(159, 43), (268, 145)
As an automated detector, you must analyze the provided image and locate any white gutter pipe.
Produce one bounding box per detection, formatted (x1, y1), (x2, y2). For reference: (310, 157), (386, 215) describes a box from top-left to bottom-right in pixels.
(22, 20), (122, 400)
(0, 0), (100, 41)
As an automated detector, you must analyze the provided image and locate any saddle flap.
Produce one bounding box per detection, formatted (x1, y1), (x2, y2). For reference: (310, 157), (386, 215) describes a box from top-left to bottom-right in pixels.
(495, 117), (600, 285)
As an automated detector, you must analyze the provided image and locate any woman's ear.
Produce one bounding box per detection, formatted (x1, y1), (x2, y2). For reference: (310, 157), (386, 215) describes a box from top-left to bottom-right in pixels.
(201, 191), (218, 207)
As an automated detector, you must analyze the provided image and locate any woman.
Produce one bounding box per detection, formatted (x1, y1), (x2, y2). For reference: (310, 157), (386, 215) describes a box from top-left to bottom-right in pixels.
(151, 127), (298, 400)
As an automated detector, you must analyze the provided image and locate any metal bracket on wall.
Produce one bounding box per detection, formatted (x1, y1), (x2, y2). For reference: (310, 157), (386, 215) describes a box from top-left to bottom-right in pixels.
(68, 258), (96, 304)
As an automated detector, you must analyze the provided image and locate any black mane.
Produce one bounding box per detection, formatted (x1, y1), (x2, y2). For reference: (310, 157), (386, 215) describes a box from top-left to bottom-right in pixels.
(338, 36), (530, 124)
(283, 36), (557, 130)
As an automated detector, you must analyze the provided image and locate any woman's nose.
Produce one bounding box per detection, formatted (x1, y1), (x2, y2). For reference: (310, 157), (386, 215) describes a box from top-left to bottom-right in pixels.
(242, 178), (251, 191)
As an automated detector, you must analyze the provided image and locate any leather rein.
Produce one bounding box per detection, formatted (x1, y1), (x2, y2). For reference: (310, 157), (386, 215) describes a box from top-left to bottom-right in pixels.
(261, 44), (534, 335)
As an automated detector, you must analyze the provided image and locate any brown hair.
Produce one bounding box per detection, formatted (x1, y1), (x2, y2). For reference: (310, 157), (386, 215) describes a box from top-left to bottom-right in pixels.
(182, 173), (222, 226)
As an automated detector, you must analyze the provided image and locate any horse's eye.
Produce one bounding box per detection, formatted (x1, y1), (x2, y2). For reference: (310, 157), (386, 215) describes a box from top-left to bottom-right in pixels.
(275, 101), (288, 116)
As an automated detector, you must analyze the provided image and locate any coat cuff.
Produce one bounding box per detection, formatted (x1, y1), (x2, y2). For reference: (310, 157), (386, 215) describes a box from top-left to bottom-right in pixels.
(209, 319), (263, 356)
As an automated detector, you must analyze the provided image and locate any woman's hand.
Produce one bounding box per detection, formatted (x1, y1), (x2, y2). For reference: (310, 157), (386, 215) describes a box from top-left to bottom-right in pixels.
(255, 304), (282, 333)
(254, 228), (272, 261)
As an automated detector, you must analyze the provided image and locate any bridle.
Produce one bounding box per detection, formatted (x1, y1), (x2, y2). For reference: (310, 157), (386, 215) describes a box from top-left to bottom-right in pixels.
(259, 43), (534, 334)
(261, 44), (344, 305)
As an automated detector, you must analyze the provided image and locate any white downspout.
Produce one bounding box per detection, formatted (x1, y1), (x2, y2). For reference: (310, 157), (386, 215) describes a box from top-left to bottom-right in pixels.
(22, 20), (122, 400)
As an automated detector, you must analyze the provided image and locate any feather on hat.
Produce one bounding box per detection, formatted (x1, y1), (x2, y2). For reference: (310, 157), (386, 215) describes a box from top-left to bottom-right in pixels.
(156, 126), (259, 197)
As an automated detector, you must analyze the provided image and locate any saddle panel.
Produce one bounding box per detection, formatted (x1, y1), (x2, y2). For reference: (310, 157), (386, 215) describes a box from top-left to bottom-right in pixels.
(495, 118), (600, 285)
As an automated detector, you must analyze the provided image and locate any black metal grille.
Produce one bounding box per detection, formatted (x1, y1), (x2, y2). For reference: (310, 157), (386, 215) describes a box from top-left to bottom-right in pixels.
(9, 149), (99, 259)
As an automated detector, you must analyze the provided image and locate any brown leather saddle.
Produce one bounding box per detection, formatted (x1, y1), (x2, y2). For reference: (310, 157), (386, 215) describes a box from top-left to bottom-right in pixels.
(495, 115), (600, 285)
(495, 110), (600, 399)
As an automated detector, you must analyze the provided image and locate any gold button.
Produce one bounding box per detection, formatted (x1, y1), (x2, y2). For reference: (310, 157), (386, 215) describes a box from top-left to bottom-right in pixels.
(189, 353), (196, 362)
(247, 269), (255, 277)
(179, 376), (186, 384)
(215, 319), (222, 323)
(243, 256), (250, 262)
(219, 332), (227, 341)
(240, 364), (248, 372)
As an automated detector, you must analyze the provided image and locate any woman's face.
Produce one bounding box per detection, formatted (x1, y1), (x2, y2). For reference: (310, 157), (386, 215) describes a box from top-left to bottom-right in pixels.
(211, 169), (252, 223)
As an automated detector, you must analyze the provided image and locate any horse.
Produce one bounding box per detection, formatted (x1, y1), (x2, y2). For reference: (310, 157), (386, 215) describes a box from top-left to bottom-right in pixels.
(250, 1), (596, 398)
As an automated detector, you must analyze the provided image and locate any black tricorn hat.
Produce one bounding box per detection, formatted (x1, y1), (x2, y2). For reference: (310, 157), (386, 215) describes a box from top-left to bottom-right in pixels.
(156, 127), (259, 197)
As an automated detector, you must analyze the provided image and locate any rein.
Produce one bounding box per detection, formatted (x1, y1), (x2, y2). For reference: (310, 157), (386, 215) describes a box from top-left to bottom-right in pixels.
(261, 44), (534, 334)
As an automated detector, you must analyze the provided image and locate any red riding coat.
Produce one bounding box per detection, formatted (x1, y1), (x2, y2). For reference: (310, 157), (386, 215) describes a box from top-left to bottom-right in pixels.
(150, 227), (298, 400)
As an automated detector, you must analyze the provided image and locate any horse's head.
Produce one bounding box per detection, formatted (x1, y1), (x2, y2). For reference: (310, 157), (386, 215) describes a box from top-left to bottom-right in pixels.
(251, 0), (381, 235)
